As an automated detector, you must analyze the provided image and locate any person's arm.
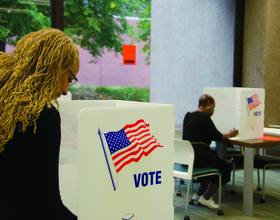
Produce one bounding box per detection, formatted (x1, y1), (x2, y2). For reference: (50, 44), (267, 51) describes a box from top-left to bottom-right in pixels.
(29, 109), (77, 220)
(222, 129), (239, 140)
(203, 114), (239, 142)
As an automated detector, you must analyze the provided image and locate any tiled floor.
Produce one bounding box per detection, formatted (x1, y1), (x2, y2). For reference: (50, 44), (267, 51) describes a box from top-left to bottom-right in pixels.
(174, 168), (280, 220)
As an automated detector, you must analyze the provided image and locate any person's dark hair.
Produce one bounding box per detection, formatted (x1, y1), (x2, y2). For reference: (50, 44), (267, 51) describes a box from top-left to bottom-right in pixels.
(198, 94), (215, 107)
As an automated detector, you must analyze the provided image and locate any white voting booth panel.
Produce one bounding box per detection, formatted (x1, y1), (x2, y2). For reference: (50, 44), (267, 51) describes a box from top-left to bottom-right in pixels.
(58, 100), (115, 164)
(78, 102), (174, 220)
(58, 100), (160, 164)
(57, 91), (72, 101)
(59, 163), (78, 215)
(203, 87), (265, 140)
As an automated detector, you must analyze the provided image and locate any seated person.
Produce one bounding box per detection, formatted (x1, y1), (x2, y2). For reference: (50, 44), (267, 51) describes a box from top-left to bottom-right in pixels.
(182, 94), (238, 209)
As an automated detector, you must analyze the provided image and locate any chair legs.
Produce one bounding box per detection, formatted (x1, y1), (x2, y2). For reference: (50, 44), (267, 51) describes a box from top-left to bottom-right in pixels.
(189, 180), (195, 205)
(257, 166), (267, 203)
(177, 178), (195, 205)
(230, 163), (236, 195)
(257, 168), (262, 191)
(260, 167), (266, 203)
(217, 174), (223, 215)
(184, 180), (191, 220)
(231, 163), (269, 203)
(177, 179), (182, 196)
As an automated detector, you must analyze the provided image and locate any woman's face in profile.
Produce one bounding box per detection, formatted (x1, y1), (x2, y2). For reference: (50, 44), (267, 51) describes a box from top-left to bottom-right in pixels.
(58, 62), (80, 98)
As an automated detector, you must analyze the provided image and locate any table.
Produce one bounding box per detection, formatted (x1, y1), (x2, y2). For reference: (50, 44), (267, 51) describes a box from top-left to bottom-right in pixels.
(216, 138), (280, 217)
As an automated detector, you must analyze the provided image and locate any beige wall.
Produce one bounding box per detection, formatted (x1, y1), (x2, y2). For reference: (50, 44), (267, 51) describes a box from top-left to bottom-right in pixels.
(243, 0), (280, 127)
(264, 1), (280, 126)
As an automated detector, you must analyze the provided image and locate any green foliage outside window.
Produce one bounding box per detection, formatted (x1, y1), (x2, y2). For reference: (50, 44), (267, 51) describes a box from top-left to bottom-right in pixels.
(0, 0), (151, 64)
(64, 0), (149, 62)
(1, 1), (151, 102)
(68, 85), (150, 102)
(129, 0), (151, 64)
(0, 0), (50, 52)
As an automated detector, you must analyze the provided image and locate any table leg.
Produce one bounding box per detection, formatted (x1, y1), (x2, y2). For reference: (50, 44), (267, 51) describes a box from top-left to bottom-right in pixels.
(243, 147), (254, 217)
(215, 142), (227, 194)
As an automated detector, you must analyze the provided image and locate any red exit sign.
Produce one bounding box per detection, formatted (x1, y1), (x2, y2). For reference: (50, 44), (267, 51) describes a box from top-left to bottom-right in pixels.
(123, 45), (136, 65)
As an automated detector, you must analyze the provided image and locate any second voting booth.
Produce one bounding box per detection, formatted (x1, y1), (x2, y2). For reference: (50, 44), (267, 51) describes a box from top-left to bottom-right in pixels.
(58, 100), (175, 220)
(203, 87), (265, 140)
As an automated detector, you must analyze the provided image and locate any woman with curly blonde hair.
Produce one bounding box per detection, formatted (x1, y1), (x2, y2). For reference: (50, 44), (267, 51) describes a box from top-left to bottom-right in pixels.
(0, 28), (79, 220)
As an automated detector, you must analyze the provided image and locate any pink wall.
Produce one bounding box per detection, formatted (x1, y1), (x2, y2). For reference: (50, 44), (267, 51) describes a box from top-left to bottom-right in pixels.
(5, 19), (150, 88)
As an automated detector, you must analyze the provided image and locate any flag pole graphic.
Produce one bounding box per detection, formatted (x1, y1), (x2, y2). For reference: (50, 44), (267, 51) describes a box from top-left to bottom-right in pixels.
(98, 128), (116, 191)
(245, 97), (250, 116)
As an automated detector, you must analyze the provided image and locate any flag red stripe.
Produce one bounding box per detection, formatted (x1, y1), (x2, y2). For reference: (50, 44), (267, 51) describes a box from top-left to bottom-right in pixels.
(125, 125), (149, 136)
(248, 94), (261, 111)
(112, 135), (156, 161)
(112, 143), (138, 160)
(112, 137), (155, 161)
(131, 136), (156, 147)
(116, 144), (163, 173)
(123, 119), (149, 131)
(113, 138), (158, 163)
(127, 133), (151, 143)
(114, 143), (142, 166)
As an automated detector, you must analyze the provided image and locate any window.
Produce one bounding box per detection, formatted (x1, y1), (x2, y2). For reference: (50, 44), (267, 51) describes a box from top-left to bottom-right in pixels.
(0, 0), (51, 53)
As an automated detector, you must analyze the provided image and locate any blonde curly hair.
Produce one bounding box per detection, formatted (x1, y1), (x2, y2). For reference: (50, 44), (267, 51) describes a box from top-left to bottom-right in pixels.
(0, 28), (80, 152)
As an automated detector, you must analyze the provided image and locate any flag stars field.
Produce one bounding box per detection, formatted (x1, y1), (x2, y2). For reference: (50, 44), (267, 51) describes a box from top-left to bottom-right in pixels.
(105, 129), (131, 154)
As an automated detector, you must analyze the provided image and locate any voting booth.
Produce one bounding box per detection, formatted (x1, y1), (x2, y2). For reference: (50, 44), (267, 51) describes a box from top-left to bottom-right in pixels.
(58, 100), (174, 219)
(58, 100), (114, 164)
(203, 87), (265, 140)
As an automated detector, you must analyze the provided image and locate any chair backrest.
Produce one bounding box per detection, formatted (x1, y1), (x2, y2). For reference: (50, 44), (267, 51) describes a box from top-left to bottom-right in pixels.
(174, 139), (195, 179)
(175, 128), (183, 139)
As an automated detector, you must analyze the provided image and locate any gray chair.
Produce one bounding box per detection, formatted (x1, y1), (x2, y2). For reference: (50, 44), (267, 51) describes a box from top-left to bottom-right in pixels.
(231, 154), (280, 203)
(210, 144), (243, 159)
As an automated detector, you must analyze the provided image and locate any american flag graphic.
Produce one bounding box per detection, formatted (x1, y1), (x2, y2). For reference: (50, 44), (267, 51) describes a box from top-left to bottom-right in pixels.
(247, 94), (261, 111)
(60, 112), (78, 150)
(103, 119), (163, 173)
